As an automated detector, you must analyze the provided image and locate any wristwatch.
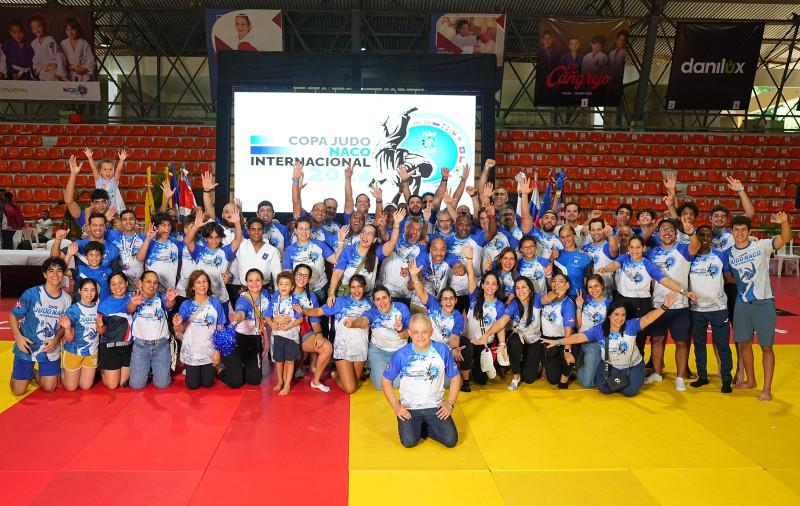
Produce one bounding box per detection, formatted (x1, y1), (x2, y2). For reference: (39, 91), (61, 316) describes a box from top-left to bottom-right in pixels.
(447, 402), (455, 409)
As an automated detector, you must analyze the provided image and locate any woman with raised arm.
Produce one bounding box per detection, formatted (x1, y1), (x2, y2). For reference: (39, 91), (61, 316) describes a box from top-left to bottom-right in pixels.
(542, 292), (680, 397)
(328, 209), (404, 304)
(596, 235), (696, 357)
(483, 246), (518, 304)
(476, 276), (560, 390)
(574, 274), (612, 388)
(460, 244), (506, 390)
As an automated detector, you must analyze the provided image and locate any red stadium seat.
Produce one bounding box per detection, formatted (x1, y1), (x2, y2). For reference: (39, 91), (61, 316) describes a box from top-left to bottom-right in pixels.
(203, 150), (216, 161)
(43, 175), (58, 186)
(47, 190), (61, 201)
(166, 137), (180, 149)
(139, 137), (153, 148)
(199, 126), (212, 137)
(158, 126), (172, 137)
(0, 175), (12, 187)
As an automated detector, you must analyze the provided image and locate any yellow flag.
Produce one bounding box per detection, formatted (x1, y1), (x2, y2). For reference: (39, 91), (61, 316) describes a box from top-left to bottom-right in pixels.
(144, 166), (155, 229)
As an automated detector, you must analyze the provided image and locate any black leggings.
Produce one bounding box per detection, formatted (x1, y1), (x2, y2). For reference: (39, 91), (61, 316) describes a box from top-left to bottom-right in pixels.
(542, 336), (575, 385)
(185, 364), (214, 389)
(219, 333), (263, 388)
(470, 342), (492, 385)
(507, 334), (545, 383)
(455, 335), (474, 372)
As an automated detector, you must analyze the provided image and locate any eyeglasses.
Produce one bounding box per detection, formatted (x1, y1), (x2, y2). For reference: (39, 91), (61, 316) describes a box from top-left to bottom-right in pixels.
(362, 232), (375, 238)
(658, 228), (676, 234)
(295, 273), (310, 278)
(501, 213), (515, 218)
(440, 296), (456, 301)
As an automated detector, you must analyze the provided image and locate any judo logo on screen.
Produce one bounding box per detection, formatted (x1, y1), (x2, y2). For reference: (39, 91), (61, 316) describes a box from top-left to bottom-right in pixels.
(248, 107), (471, 197)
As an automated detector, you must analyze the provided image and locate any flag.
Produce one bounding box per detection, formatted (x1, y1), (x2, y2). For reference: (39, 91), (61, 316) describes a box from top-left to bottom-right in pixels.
(168, 165), (179, 210)
(536, 173), (553, 226)
(144, 166), (155, 229)
(177, 167), (198, 218)
(530, 173), (541, 219)
(554, 171), (567, 223)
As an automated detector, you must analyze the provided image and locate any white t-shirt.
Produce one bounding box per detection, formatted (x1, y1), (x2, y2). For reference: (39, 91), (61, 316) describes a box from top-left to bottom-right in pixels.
(131, 295), (170, 341)
(532, 228), (563, 259)
(377, 237), (427, 299)
(586, 319), (643, 369)
(446, 234), (485, 296)
(689, 251), (730, 312)
(725, 238), (777, 302)
(647, 243), (694, 309)
(613, 254), (665, 299)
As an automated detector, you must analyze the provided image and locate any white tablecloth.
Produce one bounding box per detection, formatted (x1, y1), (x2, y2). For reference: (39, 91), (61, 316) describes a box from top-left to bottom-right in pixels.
(0, 250), (52, 266)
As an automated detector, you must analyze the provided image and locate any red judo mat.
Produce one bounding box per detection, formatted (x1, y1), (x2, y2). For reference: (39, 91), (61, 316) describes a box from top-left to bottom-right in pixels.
(0, 373), (350, 506)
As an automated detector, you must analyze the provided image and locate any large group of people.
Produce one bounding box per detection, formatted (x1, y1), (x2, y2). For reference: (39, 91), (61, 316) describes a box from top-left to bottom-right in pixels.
(7, 151), (793, 449)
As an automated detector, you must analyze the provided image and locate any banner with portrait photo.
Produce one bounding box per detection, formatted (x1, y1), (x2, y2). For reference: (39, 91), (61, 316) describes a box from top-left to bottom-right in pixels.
(534, 18), (630, 107)
(0, 8), (99, 101)
(431, 13), (506, 105)
(666, 22), (764, 110)
(205, 9), (283, 100)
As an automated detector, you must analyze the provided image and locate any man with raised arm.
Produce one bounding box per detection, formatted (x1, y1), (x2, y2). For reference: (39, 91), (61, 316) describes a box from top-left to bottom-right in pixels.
(724, 213), (792, 402)
(291, 161), (337, 249)
(344, 161), (383, 227)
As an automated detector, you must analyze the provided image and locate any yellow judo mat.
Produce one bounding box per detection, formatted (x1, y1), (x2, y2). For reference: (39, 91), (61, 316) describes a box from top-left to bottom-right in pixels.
(349, 344), (800, 505)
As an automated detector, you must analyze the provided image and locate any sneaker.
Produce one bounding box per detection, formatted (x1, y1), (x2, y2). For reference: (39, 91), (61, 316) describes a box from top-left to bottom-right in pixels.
(557, 380), (569, 390)
(310, 381), (330, 393)
(690, 378), (709, 388)
(460, 379), (471, 392)
(508, 379), (520, 391)
(675, 377), (686, 391)
(644, 373), (663, 384)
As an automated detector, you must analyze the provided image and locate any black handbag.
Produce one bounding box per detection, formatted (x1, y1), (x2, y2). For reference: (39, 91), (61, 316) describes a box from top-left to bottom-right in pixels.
(603, 332), (630, 393)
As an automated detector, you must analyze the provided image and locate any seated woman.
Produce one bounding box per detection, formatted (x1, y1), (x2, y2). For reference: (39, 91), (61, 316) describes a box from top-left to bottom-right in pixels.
(542, 291), (679, 397)
(477, 276), (559, 390)
(408, 258), (465, 388)
(226, 268), (270, 389)
(541, 273), (577, 388)
(574, 274), (611, 388)
(296, 274), (374, 394)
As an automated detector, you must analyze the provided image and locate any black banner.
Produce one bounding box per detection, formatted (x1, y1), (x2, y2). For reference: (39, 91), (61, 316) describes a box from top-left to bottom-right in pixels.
(534, 18), (631, 107)
(666, 22), (764, 110)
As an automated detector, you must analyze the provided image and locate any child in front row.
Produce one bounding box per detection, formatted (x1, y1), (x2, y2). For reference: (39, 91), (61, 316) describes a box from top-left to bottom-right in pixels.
(59, 278), (101, 391)
(266, 271), (304, 396)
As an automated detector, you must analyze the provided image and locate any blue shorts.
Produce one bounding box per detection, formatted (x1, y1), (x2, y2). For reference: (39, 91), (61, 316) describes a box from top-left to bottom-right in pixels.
(647, 307), (691, 342)
(12, 355), (61, 381)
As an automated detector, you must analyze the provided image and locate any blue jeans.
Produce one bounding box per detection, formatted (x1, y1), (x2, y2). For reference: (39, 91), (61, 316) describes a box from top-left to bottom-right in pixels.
(368, 343), (400, 390)
(577, 341), (602, 388)
(129, 338), (172, 389)
(595, 360), (645, 397)
(691, 309), (733, 383)
(397, 407), (458, 448)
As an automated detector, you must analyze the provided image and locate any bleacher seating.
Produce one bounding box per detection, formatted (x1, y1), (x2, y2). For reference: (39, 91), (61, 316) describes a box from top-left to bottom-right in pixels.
(1, 123), (216, 218)
(494, 129), (799, 229)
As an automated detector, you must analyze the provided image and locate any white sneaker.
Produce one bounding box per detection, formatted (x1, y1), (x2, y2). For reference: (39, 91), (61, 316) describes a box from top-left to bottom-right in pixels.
(644, 373), (663, 384)
(675, 377), (686, 391)
(310, 381), (330, 393)
(508, 379), (520, 391)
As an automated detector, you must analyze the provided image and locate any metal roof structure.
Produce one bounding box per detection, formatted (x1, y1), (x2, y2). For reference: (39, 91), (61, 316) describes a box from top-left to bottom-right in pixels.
(1, 0), (798, 129)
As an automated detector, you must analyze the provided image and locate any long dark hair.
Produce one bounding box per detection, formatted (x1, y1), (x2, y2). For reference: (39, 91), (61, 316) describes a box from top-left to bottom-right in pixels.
(292, 263), (312, 295)
(494, 246), (518, 275)
(360, 224), (379, 272)
(473, 271), (505, 323)
(515, 276), (536, 326)
(602, 300), (629, 337)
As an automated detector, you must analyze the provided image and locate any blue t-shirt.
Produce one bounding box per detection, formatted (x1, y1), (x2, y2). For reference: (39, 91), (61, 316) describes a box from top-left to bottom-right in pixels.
(143, 238), (182, 294)
(11, 286), (72, 362)
(130, 294), (170, 341)
(383, 341), (459, 410)
(424, 296), (465, 344)
(532, 228), (563, 259)
(64, 238), (121, 271)
(97, 293), (133, 344)
(518, 256), (550, 294)
(268, 292), (304, 342)
(322, 295), (375, 324)
(64, 302), (99, 356)
(613, 254), (665, 299)
(233, 289), (271, 335)
(72, 264), (112, 301)
(579, 297), (612, 333)
(553, 249), (594, 300)
(283, 240), (336, 292)
(541, 297), (576, 337)
(363, 302), (411, 352)
(584, 318), (643, 369)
